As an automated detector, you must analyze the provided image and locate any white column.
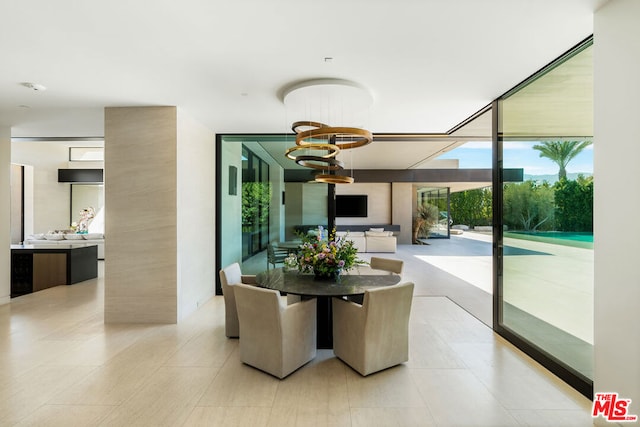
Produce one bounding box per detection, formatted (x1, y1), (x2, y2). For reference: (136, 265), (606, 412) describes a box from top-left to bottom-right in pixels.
(594, 0), (640, 418)
(0, 127), (11, 305)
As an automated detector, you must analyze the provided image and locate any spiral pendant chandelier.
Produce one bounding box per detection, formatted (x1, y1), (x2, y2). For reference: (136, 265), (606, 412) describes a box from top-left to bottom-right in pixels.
(285, 121), (372, 183)
(281, 79), (374, 184)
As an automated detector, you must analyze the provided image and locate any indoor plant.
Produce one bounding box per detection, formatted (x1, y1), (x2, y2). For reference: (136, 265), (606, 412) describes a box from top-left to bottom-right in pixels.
(296, 227), (362, 279)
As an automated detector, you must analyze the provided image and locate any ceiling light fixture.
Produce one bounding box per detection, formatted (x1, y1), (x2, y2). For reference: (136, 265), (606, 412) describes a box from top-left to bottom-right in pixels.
(21, 82), (47, 91)
(281, 79), (373, 184)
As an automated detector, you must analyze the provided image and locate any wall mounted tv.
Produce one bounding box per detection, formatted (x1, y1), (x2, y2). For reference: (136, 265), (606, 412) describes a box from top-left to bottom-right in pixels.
(336, 195), (368, 217)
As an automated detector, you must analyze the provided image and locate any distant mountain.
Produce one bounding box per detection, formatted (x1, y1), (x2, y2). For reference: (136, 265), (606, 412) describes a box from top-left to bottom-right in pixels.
(524, 172), (593, 185)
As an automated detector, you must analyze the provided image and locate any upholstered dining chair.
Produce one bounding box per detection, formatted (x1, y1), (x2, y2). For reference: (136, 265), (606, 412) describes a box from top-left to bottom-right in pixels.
(234, 283), (317, 379)
(219, 262), (257, 338)
(370, 256), (404, 275)
(332, 281), (414, 376)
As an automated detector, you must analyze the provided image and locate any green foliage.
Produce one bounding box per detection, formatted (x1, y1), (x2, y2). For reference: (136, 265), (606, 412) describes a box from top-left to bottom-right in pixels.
(532, 140), (592, 180)
(412, 203), (439, 242)
(554, 175), (593, 231)
(242, 182), (271, 230)
(503, 181), (555, 231)
(450, 188), (492, 227)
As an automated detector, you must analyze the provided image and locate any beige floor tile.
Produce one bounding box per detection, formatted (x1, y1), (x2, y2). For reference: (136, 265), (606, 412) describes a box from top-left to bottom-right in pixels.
(272, 351), (349, 409)
(470, 363), (591, 411)
(412, 368), (518, 426)
(407, 323), (468, 369)
(98, 366), (216, 427)
(183, 406), (272, 427)
(47, 359), (166, 405)
(12, 404), (115, 427)
(509, 408), (596, 426)
(163, 328), (237, 368)
(345, 366), (427, 408)
(267, 406), (352, 427)
(350, 407), (437, 427)
(42, 324), (156, 367)
(197, 348), (280, 407)
(0, 366), (96, 425)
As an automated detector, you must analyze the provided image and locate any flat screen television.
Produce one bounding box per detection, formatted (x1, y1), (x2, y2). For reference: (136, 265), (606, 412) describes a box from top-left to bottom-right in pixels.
(336, 195), (368, 217)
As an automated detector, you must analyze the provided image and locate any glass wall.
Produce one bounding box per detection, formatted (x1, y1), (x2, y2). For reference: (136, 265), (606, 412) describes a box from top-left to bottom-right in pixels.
(417, 187), (450, 238)
(218, 135), (328, 283)
(495, 38), (593, 396)
(241, 146), (270, 259)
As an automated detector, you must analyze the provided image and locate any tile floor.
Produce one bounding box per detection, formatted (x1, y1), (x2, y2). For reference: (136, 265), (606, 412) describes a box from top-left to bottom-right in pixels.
(0, 260), (595, 426)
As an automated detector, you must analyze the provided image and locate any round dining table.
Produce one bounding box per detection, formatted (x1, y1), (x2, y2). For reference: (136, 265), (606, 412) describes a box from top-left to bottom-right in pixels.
(256, 266), (401, 348)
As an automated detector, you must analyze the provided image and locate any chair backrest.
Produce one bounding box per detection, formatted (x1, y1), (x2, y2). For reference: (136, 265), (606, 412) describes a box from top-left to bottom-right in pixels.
(234, 284), (284, 333)
(370, 257), (404, 275)
(362, 282), (414, 338)
(267, 243), (276, 259)
(220, 262), (242, 292)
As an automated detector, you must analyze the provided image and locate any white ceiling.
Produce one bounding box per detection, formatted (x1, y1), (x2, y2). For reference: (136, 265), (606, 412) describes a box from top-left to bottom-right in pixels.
(0, 0), (601, 140)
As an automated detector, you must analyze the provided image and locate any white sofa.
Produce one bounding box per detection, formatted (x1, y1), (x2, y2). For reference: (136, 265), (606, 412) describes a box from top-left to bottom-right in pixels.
(25, 233), (105, 259)
(364, 230), (397, 253)
(336, 229), (397, 253)
(336, 231), (367, 253)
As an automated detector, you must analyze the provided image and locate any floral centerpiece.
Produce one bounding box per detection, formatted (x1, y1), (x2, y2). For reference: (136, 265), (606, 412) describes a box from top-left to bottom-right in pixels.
(296, 226), (364, 279)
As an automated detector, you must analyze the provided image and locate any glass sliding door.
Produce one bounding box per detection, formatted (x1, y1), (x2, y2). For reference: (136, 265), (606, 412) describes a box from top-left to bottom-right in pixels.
(417, 187), (450, 238)
(217, 135), (328, 290)
(495, 38), (593, 397)
(241, 145), (270, 259)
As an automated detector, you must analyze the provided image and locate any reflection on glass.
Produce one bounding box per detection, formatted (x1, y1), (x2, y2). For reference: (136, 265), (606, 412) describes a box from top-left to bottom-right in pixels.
(416, 187), (450, 239)
(220, 136), (328, 276)
(498, 42), (593, 381)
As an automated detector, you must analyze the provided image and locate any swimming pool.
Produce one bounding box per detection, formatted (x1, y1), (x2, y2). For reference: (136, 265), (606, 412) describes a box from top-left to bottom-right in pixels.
(505, 231), (593, 248)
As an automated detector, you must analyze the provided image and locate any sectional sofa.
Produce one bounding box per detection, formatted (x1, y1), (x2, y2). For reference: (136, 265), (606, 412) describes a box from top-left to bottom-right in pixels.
(336, 227), (398, 253)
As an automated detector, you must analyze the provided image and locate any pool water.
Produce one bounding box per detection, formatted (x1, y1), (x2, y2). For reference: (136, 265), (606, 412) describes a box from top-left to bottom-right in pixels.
(505, 231), (594, 249)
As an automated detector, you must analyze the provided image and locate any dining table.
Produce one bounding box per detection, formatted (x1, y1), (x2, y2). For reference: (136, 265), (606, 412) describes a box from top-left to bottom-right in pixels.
(256, 266), (401, 348)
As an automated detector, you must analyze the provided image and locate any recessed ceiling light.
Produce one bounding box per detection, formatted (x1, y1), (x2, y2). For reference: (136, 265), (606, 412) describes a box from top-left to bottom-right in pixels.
(21, 82), (47, 91)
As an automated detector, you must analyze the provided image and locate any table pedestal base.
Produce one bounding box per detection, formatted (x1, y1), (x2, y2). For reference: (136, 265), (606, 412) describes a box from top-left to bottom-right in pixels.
(316, 296), (333, 349)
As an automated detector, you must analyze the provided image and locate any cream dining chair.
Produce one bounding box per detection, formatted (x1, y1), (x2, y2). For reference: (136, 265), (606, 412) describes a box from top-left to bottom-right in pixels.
(332, 281), (414, 376)
(219, 262), (257, 338)
(234, 283), (317, 379)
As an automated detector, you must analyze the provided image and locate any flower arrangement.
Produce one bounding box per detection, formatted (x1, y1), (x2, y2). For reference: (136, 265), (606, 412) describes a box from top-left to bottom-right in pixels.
(296, 226), (364, 279)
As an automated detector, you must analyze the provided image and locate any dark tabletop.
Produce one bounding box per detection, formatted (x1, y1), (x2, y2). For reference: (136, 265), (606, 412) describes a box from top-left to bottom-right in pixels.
(256, 266), (401, 297)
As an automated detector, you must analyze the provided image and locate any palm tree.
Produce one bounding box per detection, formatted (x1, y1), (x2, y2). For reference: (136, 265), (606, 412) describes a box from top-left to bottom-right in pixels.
(532, 140), (592, 180)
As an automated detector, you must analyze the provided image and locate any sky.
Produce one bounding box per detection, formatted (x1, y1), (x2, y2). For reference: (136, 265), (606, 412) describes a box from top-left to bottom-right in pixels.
(437, 141), (594, 176)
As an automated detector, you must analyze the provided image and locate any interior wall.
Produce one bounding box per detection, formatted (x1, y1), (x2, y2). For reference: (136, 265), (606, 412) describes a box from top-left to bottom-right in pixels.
(391, 182), (413, 244)
(11, 142), (71, 233)
(269, 161), (285, 244)
(284, 182), (303, 240)
(176, 109), (216, 321)
(10, 164), (22, 244)
(302, 183), (328, 229)
(22, 165), (34, 238)
(220, 142), (243, 268)
(335, 182), (391, 226)
(594, 0), (640, 418)
(104, 106), (178, 323)
(0, 127), (10, 305)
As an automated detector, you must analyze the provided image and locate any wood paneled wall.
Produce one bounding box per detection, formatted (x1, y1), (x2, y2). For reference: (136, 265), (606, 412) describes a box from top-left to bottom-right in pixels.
(104, 107), (178, 323)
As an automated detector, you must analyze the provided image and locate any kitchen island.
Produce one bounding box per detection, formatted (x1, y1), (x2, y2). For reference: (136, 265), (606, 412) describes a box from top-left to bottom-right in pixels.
(10, 244), (98, 297)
